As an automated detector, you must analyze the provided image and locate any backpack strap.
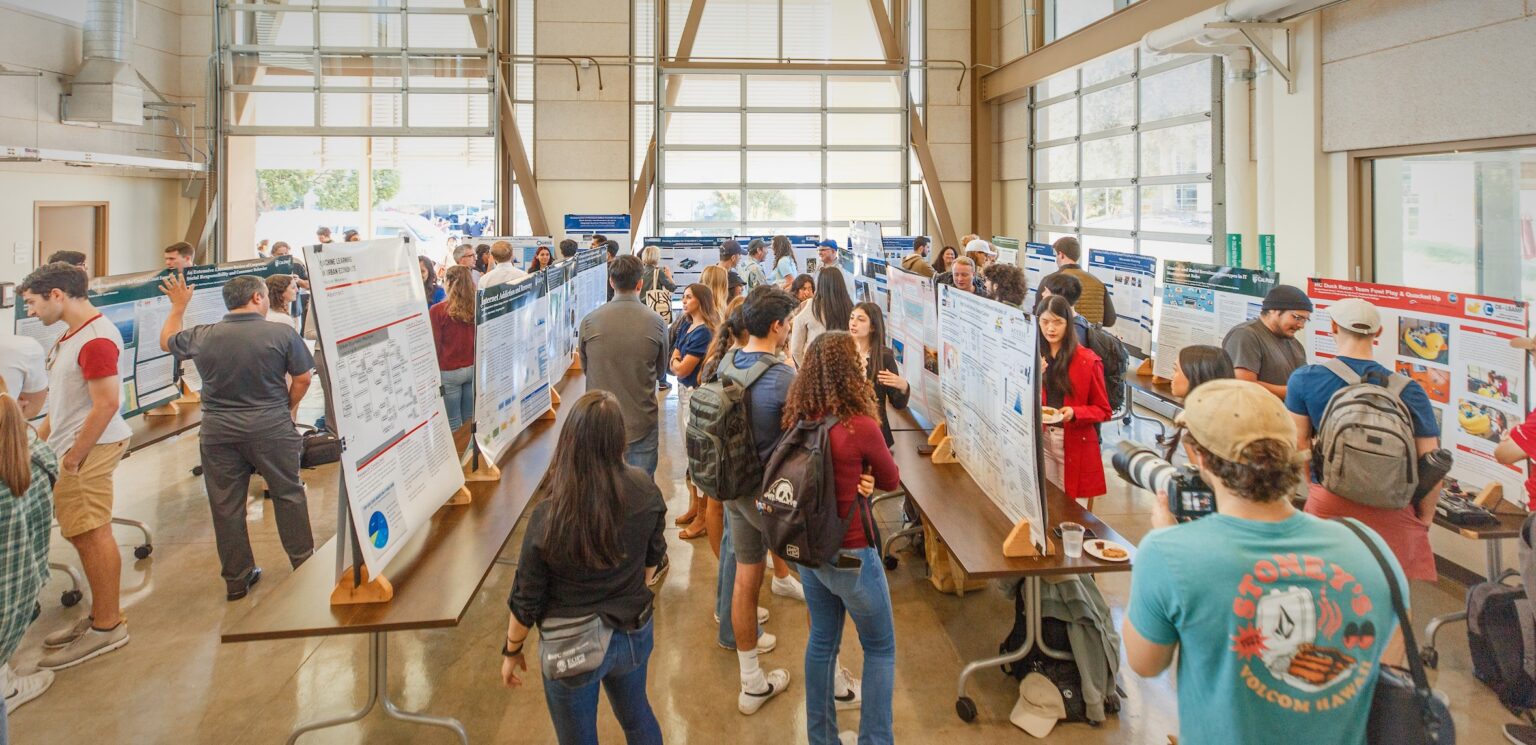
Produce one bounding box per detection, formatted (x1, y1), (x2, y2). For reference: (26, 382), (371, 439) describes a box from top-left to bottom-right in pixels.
(721, 349), (782, 389)
(1322, 358), (1362, 386)
(1334, 518), (1432, 692)
(31, 453), (58, 491)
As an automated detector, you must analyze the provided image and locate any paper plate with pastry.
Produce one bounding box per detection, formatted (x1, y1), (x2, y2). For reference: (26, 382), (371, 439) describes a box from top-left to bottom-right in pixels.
(1040, 406), (1064, 425)
(1083, 539), (1129, 562)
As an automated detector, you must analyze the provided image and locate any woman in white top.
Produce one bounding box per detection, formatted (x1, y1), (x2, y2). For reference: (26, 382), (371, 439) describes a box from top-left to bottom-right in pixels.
(265, 274), (300, 332)
(769, 235), (799, 288)
(789, 266), (853, 367)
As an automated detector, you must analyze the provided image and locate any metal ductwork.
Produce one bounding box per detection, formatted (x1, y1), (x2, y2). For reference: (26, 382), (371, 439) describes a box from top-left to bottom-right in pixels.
(62, 0), (144, 125)
(1142, 0), (1336, 55)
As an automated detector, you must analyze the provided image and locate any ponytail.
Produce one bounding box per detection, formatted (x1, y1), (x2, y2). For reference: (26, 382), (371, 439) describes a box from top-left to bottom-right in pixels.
(0, 379), (31, 495)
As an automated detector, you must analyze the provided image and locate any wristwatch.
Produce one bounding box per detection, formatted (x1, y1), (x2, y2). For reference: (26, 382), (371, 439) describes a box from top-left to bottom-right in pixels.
(502, 639), (524, 657)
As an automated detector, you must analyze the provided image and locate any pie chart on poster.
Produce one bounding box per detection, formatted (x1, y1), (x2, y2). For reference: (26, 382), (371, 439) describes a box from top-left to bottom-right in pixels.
(368, 511), (389, 549)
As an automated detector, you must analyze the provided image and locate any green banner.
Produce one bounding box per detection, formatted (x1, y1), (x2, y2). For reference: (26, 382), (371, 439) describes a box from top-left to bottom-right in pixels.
(1226, 233), (1243, 267)
(1259, 234), (1276, 272)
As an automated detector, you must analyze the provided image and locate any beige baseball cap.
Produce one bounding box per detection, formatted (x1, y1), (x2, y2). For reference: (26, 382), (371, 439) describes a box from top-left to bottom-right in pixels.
(1009, 672), (1067, 738)
(1175, 379), (1298, 464)
(1328, 297), (1382, 335)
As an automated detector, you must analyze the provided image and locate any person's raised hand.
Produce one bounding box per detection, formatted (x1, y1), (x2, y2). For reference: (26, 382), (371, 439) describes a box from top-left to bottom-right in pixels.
(1151, 490), (1177, 529)
(159, 271), (194, 308)
(876, 369), (909, 393)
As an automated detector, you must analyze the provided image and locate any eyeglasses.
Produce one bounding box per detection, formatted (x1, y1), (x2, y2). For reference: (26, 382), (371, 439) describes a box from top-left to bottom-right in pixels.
(1284, 312), (1312, 324)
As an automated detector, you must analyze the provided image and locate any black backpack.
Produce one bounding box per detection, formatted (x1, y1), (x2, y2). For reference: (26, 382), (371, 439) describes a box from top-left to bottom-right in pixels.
(1468, 580), (1536, 714)
(998, 580), (1119, 723)
(756, 415), (876, 568)
(1076, 318), (1127, 412)
(685, 351), (780, 501)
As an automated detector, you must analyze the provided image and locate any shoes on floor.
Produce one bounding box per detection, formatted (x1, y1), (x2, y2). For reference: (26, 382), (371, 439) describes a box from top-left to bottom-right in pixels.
(835, 666), (863, 710)
(771, 575), (805, 602)
(738, 668), (790, 715)
(42, 616), (93, 650)
(717, 631), (776, 654)
(1506, 724), (1536, 744)
(714, 606), (770, 625)
(38, 621), (129, 671)
(2, 664), (54, 712)
(839, 732), (858, 745)
(227, 567), (263, 601)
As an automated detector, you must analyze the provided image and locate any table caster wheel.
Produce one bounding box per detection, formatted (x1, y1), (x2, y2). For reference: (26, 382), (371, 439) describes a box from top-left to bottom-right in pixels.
(134, 544), (153, 560)
(883, 555), (898, 571)
(955, 696), (977, 722)
(1420, 646), (1438, 669)
(61, 590), (82, 608)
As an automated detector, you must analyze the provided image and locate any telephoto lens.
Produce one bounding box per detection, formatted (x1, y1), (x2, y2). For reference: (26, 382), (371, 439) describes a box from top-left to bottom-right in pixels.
(1112, 441), (1179, 496)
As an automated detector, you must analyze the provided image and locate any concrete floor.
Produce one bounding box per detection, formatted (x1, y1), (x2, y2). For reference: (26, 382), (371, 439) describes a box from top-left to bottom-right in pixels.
(7, 393), (1518, 744)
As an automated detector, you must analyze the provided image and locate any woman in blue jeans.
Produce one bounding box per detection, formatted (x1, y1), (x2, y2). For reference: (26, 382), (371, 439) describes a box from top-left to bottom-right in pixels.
(429, 265), (476, 430)
(501, 390), (667, 745)
(781, 332), (902, 744)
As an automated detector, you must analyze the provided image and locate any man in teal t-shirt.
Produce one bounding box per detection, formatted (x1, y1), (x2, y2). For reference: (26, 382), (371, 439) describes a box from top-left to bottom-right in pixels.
(1123, 379), (1407, 745)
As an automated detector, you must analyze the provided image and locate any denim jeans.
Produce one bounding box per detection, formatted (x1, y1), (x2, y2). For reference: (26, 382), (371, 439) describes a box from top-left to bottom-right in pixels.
(542, 620), (663, 745)
(803, 547), (896, 745)
(623, 424), (660, 478)
(440, 365), (475, 431)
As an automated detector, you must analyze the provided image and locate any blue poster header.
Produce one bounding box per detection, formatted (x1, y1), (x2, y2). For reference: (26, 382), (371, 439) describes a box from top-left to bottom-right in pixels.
(1089, 249), (1157, 276)
(563, 214), (632, 232)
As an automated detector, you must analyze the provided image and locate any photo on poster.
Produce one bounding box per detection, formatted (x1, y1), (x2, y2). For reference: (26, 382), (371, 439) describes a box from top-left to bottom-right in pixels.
(1394, 361), (1451, 404)
(1165, 286), (1215, 312)
(892, 338), (904, 366)
(1466, 365), (1519, 406)
(1456, 399), (1510, 443)
(923, 346), (938, 374)
(1398, 317), (1451, 365)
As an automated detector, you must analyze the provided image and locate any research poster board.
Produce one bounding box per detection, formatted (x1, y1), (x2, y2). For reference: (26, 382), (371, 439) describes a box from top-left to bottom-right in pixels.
(473, 272), (554, 464)
(1023, 241), (1056, 309)
(880, 237), (916, 263)
(545, 259), (577, 377)
(644, 236), (724, 293)
(853, 254), (890, 312)
(887, 266), (941, 426)
(1153, 261), (1280, 379)
(1088, 249), (1158, 355)
(734, 235), (822, 279)
(848, 221), (883, 258)
(992, 235), (1021, 267)
(304, 237), (466, 576)
(13, 256), (295, 417)
(564, 214), (631, 256)
(572, 247), (608, 328)
(937, 284), (1047, 551)
(1306, 278), (1531, 507)
(510, 237), (553, 268)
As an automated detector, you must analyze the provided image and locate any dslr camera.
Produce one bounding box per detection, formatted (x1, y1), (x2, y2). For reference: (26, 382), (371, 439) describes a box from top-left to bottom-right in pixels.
(1111, 441), (1217, 520)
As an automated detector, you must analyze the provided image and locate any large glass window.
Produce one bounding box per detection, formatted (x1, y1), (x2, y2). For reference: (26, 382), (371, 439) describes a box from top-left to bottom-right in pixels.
(1029, 49), (1220, 267)
(656, 71), (908, 237)
(1044, 0), (1140, 43)
(1371, 146), (1536, 307)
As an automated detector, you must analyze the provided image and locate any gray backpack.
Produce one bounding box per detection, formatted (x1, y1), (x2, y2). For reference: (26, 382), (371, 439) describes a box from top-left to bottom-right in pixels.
(1313, 360), (1418, 509)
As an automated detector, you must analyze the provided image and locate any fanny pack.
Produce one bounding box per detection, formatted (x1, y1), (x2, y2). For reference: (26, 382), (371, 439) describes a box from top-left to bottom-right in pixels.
(539, 614), (614, 680)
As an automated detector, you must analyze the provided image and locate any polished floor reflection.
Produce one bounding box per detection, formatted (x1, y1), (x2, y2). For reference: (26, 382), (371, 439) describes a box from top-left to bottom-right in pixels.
(8, 392), (1513, 743)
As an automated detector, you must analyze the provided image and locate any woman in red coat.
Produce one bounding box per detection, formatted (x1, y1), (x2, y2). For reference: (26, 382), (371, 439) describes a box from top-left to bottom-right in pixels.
(1037, 295), (1111, 500)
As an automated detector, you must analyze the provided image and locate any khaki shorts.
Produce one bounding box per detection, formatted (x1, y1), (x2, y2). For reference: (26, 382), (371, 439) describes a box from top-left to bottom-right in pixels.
(54, 439), (128, 538)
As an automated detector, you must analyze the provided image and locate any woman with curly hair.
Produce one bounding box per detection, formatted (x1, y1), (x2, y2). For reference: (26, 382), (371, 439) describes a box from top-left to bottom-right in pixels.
(781, 331), (901, 745)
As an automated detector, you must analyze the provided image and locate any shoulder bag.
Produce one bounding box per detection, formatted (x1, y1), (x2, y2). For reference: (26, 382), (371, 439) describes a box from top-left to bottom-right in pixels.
(538, 614), (614, 680)
(1337, 518), (1456, 744)
(643, 268), (674, 324)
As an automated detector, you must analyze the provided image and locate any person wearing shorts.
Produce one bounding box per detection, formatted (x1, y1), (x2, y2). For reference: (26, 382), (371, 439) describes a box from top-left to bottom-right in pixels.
(19, 262), (133, 671)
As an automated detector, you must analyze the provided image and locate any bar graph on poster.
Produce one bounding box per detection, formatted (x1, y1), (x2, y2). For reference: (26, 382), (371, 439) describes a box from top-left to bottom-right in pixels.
(304, 237), (466, 575)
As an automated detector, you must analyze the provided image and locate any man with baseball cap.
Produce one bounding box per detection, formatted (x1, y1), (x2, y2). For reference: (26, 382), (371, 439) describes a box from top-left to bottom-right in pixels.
(1222, 284), (1313, 398)
(1284, 297), (1442, 583)
(816, 239), (839, 272)
(718, 239), (747, 290)
(1123, 378), (1406, 745)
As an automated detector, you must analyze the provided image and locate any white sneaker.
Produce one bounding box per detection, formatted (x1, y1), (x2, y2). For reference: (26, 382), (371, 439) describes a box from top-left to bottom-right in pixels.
(771, 574), (805, 601)
(738, 668), (791, 715)
(839, 732), (858, 745)
(42, 616), (92, 649)
(834, 666), (863, 710)
(3, 668), (54, 712)
(714, 606), (770, 625)
(717, 631), (776, 654)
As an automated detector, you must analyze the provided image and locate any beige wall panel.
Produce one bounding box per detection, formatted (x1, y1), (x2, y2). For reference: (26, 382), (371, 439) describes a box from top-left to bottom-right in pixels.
(136, 0), (181, 56)
(998, 179), (1030, 238)
(539, 0), (630, 24)
(999, 96), (1029, 142)
(180, 12), (211, 60)
(930, 143), (971, 182)
(538, 180), (632, 225)
(0, 9), (83, 73)
(925, 105), (971, 144)
(536, 21), (628, 56)
(996, 0), (1022, 26)
(537, 140), (630, 181)
(927, 28), (970, 65)
(999, 139), (1029, 181)
(0, 168), (185, 284)
(536, 101), (630, 142)
(1321, 0), (1525, 63)
(1322, 15), (1536, 151)
(928, 0), (968, 31)
(536, 65), (631, 103)
(939, 181), (972, 236)
(999, 16), (1024, 63)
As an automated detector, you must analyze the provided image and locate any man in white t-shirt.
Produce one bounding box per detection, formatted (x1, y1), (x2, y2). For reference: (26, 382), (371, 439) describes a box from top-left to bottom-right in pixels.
(478, 240), (528, 290)
(18, 263), (133, 670)
(0, 334), (48, 419)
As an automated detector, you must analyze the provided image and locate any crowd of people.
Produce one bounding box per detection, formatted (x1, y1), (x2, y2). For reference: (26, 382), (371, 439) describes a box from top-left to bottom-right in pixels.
(5, 228), (1527, 745)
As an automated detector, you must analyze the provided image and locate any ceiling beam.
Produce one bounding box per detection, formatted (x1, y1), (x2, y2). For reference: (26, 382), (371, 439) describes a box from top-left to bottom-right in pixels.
(980, 0), (1224, 103)
(500, 84), (548, 235)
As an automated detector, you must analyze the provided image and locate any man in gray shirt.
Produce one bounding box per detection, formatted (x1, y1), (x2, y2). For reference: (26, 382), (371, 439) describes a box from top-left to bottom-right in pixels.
(1221, 284), (1311, 399)
(580, 254), (669, 476)
(159, 273), (316, 601)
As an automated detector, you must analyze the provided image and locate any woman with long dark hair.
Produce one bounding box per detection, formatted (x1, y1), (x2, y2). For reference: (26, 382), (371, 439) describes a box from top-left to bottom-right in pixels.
(928, 245), (959, 275)
(789, 267), (853, 367)
(672, 283), (721, 540)
(419, 255), (446, 305)
(430, 265), (477, 430)
(782, 332), (901, 744)
(530, 244), (555, 273)
(769, 235), (798, 288)
(1037, 294), (1111, 500)
(501, 390), (666, 745)
(848, 302), (910, 447)
(1171, 344), (1234, 398)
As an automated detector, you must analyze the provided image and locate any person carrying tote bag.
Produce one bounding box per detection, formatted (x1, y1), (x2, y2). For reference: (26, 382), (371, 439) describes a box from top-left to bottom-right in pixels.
(500, 390), (668, 745)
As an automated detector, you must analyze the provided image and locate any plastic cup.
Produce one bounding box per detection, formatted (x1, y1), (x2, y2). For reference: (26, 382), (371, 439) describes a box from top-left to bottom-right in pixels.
(1060, 522), (1085, 559)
